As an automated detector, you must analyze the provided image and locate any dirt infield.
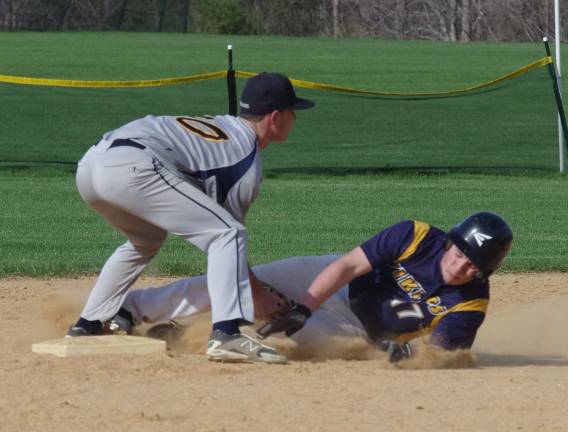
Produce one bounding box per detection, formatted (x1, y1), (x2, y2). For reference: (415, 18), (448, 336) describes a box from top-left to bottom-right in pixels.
(1, 273), (567, 432)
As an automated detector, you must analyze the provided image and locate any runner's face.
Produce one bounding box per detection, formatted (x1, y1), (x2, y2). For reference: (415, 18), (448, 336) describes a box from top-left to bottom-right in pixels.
(440, 245), (480, 285)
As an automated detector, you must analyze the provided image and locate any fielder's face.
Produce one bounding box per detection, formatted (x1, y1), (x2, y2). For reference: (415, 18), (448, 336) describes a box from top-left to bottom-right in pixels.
(271, 109), (296, 142)
(440, 244), (480, 285)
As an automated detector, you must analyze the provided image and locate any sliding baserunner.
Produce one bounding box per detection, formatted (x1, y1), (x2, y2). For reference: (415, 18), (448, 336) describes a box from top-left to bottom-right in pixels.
(109, 212), (512, 363)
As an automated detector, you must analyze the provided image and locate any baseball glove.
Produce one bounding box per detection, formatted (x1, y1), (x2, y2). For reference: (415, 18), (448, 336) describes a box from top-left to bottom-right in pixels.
(263, 283), (298, 320)
(256, 303), (312, 339)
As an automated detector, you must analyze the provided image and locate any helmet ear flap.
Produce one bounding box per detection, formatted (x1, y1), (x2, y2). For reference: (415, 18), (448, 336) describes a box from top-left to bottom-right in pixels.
(448, 212), (513, 278)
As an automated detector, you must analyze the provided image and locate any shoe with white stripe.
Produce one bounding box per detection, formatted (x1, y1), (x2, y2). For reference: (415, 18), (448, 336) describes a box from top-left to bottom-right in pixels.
(206, 330), (287, 364)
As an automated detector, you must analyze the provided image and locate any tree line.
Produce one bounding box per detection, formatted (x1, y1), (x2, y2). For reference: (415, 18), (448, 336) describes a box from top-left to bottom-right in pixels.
(0, 0), (565, 42)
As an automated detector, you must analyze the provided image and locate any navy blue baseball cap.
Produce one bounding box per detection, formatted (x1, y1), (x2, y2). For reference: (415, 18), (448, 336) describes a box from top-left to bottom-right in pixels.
(240, 72), (315, 115)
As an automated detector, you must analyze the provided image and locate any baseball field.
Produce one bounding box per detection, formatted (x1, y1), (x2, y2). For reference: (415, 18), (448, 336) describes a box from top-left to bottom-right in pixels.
(0, 32), (567, 431)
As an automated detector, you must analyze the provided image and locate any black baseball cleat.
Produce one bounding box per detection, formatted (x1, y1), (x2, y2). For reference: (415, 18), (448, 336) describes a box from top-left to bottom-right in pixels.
(378, 339), (413, 363)
(65, 325), (103, 338)
(106, 308), (135, 335)
(65, 317), (104, 337)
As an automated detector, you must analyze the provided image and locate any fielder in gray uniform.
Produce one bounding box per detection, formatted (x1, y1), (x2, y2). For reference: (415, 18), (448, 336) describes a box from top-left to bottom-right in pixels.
(67, 72), (314, 364)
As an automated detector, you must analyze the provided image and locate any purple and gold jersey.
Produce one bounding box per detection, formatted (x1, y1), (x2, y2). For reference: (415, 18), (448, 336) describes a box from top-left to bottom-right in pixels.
(349, 220), (489, 350)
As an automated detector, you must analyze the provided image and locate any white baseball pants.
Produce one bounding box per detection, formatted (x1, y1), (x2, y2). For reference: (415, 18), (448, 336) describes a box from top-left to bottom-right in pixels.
(76, 142), (253, 324)
(122, 255), (369, 347)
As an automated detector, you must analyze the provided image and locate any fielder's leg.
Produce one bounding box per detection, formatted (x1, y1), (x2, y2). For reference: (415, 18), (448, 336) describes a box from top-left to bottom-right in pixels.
(71, 146), (168, 334)
(77, 146), (254, 325)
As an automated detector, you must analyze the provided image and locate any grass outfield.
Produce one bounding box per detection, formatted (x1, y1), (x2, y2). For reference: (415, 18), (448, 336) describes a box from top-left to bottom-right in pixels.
(0, 32), (567, 276)
(0, 32), (563, 169)
(0, 32), (554, 83)
(1, 167), (566, 276)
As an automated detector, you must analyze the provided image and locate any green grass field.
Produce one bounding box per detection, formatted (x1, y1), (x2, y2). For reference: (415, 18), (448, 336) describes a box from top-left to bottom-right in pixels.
(0, 32), (566, 276)
(0, 32), (556, 85)
(0, 33), (563, 169)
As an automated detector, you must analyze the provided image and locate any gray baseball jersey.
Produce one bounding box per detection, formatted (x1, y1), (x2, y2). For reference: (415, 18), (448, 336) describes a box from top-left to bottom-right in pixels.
(101, 114), (261, 224)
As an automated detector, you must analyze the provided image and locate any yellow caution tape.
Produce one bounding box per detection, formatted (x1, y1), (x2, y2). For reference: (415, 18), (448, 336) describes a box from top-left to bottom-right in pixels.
(0, 70), (227, 88)
(0, 57), (552, 96)
(238, 57), (552, 98)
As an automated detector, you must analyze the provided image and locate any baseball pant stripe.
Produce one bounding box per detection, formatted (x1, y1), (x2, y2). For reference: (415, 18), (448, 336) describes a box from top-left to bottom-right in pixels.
(152, 159), (246, 321)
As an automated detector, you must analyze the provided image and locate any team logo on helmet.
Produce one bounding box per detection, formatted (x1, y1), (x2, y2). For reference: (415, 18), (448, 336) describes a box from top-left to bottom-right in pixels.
(473, 232), (493, 246)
